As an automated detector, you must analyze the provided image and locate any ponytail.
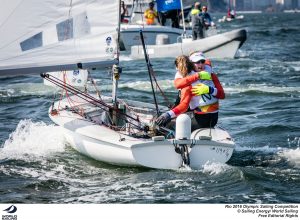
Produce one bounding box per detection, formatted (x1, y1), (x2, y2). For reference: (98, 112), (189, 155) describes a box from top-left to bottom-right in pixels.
(174, 55), (194, 77)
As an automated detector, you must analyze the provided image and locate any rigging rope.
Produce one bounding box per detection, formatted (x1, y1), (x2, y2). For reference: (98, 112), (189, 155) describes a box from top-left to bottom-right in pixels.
(148, 68), (172, 108)
(42, 73), (152, 132)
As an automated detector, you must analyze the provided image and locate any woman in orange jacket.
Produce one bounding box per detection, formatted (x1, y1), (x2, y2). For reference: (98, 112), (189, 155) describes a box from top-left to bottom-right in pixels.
(156, 55), (193, 126)
(156, 52), (225, 128)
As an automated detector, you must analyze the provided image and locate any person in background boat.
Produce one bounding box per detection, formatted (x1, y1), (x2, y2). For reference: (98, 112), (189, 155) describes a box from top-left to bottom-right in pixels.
(120, 1), (129, 23)
(200, 5), (215, 29)
(158, 9), (180, 28)
(191, 2), (205, 40)
(156, 54), (224, 128)
(144, 2), (158, 25)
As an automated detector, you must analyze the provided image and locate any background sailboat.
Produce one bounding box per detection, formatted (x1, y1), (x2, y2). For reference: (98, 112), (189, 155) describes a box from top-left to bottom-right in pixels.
(218, 0), (244, 23)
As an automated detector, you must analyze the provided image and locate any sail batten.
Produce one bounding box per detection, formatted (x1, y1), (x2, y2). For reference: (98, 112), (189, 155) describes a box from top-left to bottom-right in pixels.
(0, 60), (118, 76)
(0, 0), (119, 76)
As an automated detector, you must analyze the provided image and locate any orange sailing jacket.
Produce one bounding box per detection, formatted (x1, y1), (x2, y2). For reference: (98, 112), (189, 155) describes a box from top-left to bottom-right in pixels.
(174, 73), (225, 99)
(170, 72), (225, 117)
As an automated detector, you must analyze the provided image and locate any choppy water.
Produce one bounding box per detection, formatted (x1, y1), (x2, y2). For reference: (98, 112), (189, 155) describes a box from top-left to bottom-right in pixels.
(0, 13), (300, 203)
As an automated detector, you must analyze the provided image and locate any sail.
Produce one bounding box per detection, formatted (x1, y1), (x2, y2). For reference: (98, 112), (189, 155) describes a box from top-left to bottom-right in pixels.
(43, 70), (89, 88)
(0, 0), (119, 76)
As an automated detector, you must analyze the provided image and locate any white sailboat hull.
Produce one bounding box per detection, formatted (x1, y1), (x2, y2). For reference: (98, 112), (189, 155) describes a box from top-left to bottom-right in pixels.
(130, 29), (247, 59)
(61, 123), (234, 169)
(63, 127), (138, 166)
(62, 126), (183, 169)
(49, 97), (234, 170)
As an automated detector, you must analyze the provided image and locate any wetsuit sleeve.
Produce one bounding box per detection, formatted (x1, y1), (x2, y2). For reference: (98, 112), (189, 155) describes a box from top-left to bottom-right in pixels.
(170, 86), (192, 117)
(212, 73), (225, 99)
(174, 74), (199, 89)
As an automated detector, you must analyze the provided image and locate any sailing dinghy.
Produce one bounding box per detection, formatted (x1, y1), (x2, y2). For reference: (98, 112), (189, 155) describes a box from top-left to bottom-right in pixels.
(0, 0), (234, 169)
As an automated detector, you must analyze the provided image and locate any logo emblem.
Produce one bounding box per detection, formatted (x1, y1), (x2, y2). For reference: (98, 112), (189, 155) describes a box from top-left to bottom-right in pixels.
(73, 70), (80, 76)
(106, 36), (112, 46)
(3, 205), (17, 214)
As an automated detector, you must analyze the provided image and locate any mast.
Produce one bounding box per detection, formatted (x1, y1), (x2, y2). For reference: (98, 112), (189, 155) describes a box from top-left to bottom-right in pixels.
(111, 0), (122, 125)
(232, 0), (236, 14)
(112, 0), (122, 106)
(180, 0), (186, 37)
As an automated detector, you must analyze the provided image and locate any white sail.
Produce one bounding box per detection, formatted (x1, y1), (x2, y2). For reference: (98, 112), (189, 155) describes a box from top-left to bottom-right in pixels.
(43, 70), (89, 88)
(0, 0), (119, 75)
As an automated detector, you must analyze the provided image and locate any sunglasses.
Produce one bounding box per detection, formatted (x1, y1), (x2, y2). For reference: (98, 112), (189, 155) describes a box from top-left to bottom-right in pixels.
(193, 59), (205, 64)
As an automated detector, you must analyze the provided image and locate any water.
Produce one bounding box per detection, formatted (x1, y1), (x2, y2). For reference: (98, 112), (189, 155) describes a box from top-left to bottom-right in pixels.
(0, 13), (300, 204)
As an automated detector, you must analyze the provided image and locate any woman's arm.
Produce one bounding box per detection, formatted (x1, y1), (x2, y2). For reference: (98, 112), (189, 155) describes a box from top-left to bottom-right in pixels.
(211, 73), (225, 99)
(174, 74), (199, 89)
(169, 86), (192, 117)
